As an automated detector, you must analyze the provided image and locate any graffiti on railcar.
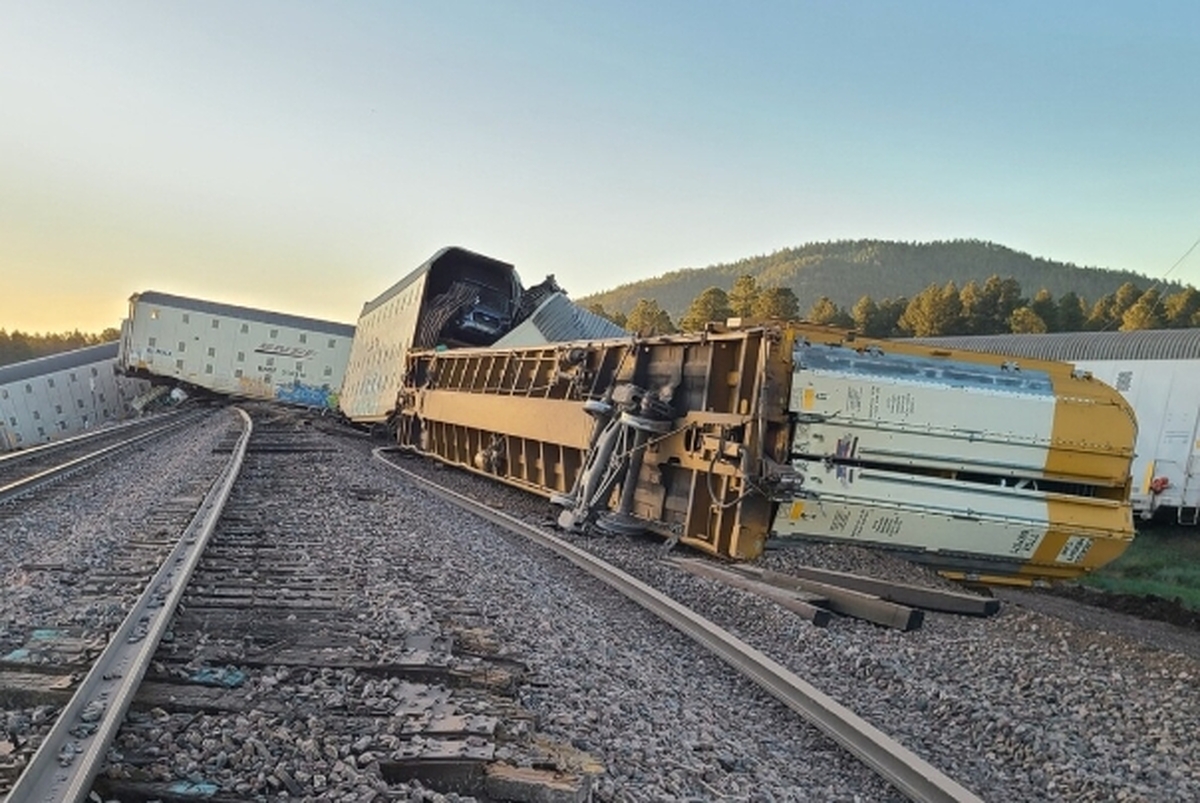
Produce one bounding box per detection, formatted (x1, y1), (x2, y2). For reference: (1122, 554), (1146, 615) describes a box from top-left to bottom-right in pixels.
(276, 382), (338, 409)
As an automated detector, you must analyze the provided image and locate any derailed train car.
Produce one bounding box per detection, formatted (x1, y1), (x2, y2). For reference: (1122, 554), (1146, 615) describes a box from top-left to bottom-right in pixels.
(338, 246), (626, 425)
(914, 330), (1200, 525)
(0, 342), (151, 451)
(393, 323), (1138, 585)
(119, 291), (356, 410)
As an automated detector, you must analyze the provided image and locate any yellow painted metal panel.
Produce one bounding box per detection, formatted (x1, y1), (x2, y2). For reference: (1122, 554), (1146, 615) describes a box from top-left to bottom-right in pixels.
(418, 389), (595, 450)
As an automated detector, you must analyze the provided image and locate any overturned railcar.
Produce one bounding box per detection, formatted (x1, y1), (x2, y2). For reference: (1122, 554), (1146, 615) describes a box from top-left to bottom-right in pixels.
(1, 343), (150, 451)
(395, 323), (1138, 585)
(119, 291), (355, 409)
(340, 248), (524, 424)
(339, 246), (625, 426)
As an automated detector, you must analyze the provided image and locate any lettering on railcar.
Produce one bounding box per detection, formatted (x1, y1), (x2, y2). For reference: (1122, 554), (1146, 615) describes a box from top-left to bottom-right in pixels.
(871, 512), (903, 537)
(849, 509), (870, 538)
(1009, 529), (1041, 557)
(845, 385), (862, 414)
(1056, 536), (1093, 565)
(885, 392), (916, 417)
(254, 344), (316, 359)
(830, 508), (850, 533)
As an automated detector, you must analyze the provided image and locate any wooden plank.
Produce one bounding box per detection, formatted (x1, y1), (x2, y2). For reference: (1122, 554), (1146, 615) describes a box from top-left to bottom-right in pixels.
(0, 668), (76, 708)
(753, 564), (1000, 616)
(670, 558), (832, 627)
(485, 764), (591, 803)
(733, 566), (924, 631)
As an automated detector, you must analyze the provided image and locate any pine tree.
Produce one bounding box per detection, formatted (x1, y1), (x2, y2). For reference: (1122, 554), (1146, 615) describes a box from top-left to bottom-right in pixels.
(1162, 287), (1200, 328)
(1120, 290), (1165, 331)
(806, 296), (853, 327)
(1009, 307), (1048, 334)
(625, 299), (676, 335)
(899, 282), (963, 337)
(679, 287), (734, 331)
(751, 287), (800, 320)
(1056, 291), (1087, 332)
(852, 296), (880, 335)
(1085, 294), (1117, 330)
(1028, 289), (1058, 332)
(727, 275), (760, 318)
(586, 303), (628, 329)
(1112, 282), (1144, 318)
(874, 297), (908, 337)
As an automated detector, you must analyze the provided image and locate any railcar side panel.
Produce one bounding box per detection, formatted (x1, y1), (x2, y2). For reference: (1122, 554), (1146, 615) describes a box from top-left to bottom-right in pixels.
(0, 343), (149, 451)
(339, 273), (429, 423)
(120, 291), (354, 409)
(913, 332), (1200, 523)
(1070, 358), (1200, 516)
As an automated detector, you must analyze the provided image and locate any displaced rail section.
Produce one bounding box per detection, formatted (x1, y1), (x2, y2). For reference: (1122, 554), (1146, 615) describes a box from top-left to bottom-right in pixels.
(396, 322), (1137, 584)
(3, 409), (251, 802)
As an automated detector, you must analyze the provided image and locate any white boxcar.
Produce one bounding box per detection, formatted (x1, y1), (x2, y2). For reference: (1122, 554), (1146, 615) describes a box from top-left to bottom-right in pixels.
(340, 246), (626, 426)
(0, 342), (150, 451)
(340, 247), (524, 424)
(917, 330), (1200, 524)
(119, 291), (356, 410)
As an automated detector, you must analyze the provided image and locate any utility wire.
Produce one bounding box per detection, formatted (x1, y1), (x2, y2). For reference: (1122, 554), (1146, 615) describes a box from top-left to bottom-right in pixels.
(1099, 233), (1200, 332)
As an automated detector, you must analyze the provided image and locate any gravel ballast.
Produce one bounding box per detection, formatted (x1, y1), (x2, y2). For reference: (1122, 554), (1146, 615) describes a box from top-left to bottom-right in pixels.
(376, 441), (1200, 803)
(7, 409), (1198, 802)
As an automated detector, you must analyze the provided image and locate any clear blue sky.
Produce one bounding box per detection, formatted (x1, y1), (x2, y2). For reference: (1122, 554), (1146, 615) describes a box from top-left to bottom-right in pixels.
(2, 1), (1197, 332)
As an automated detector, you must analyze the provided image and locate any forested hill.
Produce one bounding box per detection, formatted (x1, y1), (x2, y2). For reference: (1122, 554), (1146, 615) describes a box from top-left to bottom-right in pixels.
(579, 239), (1177, 318)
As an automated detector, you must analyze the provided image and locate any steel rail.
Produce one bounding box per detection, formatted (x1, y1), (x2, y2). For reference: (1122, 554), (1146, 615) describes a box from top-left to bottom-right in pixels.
(0, 409), (191, 468)
(4, 408), (252, 803)
(376, 448), (984, 803)
(0, 411), (207, 505)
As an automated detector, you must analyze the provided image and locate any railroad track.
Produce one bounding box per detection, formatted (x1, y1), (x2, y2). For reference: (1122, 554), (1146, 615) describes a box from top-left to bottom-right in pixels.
(5, 407), (578, 801)
(375, 449), (983, 803)
(6, 406), (960, 801)
(4, 412), (1195, 801)
(2, 408), (250, 800)
(0, 409), (207, 506)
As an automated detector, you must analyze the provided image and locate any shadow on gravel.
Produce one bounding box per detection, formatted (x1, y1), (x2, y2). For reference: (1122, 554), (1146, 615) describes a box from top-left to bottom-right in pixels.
(1048, 585), (1200, 631)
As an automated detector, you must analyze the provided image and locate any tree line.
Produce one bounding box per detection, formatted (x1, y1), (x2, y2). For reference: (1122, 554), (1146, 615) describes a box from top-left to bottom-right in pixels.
(0, 328), (121, 368)
(580, 239), (1181, 320)
(589, 275), (1200, 337)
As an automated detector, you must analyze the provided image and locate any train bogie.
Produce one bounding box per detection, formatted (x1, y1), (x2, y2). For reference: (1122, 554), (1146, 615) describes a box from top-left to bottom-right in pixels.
(0, 343), (150, 451)
(118, 291), (355, 410)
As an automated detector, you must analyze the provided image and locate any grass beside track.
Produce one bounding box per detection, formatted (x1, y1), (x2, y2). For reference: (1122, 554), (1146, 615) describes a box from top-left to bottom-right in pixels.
(1082, 524), (1200, 610)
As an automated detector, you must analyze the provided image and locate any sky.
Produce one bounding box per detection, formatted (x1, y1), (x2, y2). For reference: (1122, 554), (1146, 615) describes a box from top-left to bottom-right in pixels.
(2, 1), (1198, 333)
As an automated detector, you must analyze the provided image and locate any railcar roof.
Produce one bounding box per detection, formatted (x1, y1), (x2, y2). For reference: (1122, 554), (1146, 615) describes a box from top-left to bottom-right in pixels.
(494, 293), (628, 347)
(912, 329), (1200, 362)
(132, 291), (355, 338)
(0, 342), (119, 386)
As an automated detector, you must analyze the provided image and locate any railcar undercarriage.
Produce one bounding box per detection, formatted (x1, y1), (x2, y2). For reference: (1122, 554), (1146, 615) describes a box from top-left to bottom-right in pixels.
(395, 323), (1136, 585)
